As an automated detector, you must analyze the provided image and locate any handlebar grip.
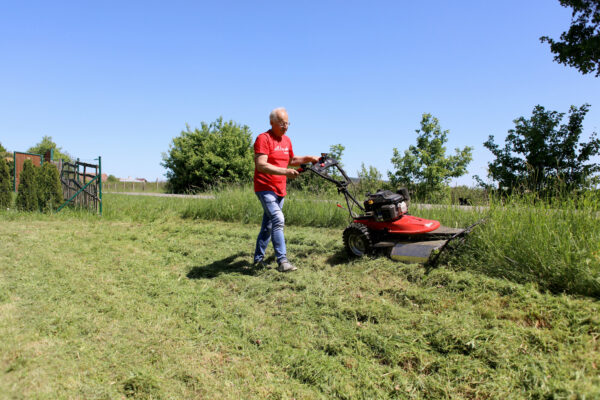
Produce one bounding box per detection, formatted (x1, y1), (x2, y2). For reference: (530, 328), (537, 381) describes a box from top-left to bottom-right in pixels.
(298, 163), (311, 173)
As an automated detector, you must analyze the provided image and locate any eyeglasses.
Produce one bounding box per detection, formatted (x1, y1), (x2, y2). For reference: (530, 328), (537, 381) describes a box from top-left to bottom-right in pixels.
(278, 121), (290, 128)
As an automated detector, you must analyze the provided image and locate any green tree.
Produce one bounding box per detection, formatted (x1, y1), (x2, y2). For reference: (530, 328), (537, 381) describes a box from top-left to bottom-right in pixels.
(388, 114), (473, 201)
(107, 174), (119, 183)
(0, 157), (12, 208)
(328, 143), (345, 166)
(540, 0), (600, 77)
(327, 143), (346, 180)
(356, 163), (383, 195)
(37, 163), (64, 211)
(162, 117), (254, 193)
(483, 104), (600, 194)
(16, 160), (39, 211)
(27, 136), (72, 162)
(0, 142), (12, 193)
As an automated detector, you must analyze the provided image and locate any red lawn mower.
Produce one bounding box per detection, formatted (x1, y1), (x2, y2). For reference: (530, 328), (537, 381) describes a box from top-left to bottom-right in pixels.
(299, 154), (479, 265)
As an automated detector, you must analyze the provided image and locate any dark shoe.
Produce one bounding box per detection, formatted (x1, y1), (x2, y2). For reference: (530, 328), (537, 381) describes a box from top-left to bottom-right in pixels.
(253, 259), (267, 269)
(277, 260), (297, 272)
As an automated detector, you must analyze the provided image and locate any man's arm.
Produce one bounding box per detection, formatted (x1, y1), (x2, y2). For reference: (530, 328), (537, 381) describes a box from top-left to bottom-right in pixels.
(255, 154), (299, 178)
(289, 155), (320, 167)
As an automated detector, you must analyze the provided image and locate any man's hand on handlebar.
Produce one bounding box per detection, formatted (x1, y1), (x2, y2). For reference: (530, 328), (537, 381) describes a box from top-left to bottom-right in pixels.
(285, 168), (300, 179)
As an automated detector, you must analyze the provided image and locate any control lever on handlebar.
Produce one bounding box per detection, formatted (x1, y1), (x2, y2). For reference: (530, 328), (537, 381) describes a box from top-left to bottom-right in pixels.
(297, 163), (311, 173)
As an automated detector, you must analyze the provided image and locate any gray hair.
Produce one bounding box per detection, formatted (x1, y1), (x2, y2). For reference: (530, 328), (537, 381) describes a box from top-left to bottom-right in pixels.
(269, 107), (287, 124)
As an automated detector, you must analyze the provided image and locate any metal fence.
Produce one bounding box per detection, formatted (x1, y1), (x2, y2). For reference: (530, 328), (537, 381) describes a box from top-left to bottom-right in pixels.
(57, 158), (103, 215)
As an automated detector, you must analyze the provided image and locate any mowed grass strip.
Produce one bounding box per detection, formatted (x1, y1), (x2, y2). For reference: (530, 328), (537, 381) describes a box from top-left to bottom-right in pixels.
(1, 208), (599, 399)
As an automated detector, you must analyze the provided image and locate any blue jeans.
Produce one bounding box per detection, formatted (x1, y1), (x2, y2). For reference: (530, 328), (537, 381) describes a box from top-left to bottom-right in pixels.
(254, 191), (287, 263)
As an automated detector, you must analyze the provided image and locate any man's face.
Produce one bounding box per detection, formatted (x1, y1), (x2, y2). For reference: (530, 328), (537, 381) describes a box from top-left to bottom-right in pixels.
(270, 110), (289, 137)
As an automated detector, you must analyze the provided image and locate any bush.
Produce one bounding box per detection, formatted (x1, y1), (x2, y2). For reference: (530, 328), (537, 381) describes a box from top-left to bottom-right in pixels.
(38, 163), (64, 211)
(354, 163), (385, 196)
(7, 159), (14, 189)
(0, 157), (12, 208)
(161, 117), (254, 193)
(16, 160), (39, 211)
(107, 174), (119, 183)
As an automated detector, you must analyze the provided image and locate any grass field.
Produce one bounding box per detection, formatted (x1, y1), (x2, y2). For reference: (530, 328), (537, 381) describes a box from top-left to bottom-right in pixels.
(1, 193), (599, 399)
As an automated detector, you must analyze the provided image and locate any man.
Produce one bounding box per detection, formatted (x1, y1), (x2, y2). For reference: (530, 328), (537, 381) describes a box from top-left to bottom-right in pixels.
(253, 107), (319, 272)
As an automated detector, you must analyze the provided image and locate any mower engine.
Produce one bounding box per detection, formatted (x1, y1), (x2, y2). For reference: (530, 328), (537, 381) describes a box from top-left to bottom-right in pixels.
(363, 189), (409, 222)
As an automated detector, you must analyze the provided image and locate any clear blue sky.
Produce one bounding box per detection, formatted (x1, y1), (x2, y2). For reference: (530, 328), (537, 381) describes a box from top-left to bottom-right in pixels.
(1, 0), (598, 185)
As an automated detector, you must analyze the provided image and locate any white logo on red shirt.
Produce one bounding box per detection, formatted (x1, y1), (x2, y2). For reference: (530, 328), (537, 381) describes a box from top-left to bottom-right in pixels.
(274, 145), (289, 153)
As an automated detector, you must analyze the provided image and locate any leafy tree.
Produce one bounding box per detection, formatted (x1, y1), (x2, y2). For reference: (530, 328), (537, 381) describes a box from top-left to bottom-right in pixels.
(0, 157), (12, 208)
(327, 143), (346, 180)
(37, 163), (64, 211)
(162, 117), (254, 193)
(483, 104), (600, 194)
(356, 163), (383, 195)
(16, 160), (39, 211)
(388, 113), (473, 201)
(107, 174), (119, 183)
(540, 0), (600, 77)
(328, 144), (345, 166)
(0, 142), (7, 157)
(27, 136), (72, 162)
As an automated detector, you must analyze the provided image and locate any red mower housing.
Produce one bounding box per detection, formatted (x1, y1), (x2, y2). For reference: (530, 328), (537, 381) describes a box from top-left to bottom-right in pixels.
(355, 214), (441, 235)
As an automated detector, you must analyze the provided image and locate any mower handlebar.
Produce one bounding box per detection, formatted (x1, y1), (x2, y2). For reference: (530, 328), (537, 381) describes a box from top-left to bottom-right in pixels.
(295, 152), (365, 216)
(297, 163), (311, 173)
(297, 153), (330, 173)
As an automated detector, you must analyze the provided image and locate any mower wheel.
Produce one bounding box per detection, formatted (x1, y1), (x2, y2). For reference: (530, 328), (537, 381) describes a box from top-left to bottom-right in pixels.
(343, 223), (373, 257)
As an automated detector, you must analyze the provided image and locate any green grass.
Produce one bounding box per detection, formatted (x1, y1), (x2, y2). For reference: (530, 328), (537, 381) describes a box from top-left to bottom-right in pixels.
(1, 193), (599, 398)
(444, 195), (600, 297)
(180, 188), (348, 228)
(178, 187), (600, 298)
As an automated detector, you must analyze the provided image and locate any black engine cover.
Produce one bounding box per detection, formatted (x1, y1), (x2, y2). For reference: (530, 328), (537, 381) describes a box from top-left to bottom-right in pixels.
(364, 189), (408, 222)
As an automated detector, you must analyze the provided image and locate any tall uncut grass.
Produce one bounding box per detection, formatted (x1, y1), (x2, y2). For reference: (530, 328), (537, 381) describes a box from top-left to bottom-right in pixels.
(446, 194), (600, 297)
(181, 186), (349, 227)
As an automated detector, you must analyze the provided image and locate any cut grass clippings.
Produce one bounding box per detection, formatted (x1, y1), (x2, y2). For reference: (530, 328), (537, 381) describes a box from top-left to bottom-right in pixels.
(1, 195), (599, 398)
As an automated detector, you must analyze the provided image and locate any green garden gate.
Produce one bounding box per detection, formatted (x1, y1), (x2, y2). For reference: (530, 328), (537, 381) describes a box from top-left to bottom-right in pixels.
(57, 157), (103, 215)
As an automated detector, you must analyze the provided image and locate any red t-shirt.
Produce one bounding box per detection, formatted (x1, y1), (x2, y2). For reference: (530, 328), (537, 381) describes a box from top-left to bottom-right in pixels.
(254, 130), (294, 196)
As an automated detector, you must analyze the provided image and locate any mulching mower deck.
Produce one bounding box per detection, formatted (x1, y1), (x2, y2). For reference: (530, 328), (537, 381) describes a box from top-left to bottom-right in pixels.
(298, 154), (480, 265)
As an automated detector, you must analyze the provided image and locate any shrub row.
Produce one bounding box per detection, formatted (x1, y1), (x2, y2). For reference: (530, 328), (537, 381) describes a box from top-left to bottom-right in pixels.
(0, 157), (11, 208)
(0, 158), (63, 212)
